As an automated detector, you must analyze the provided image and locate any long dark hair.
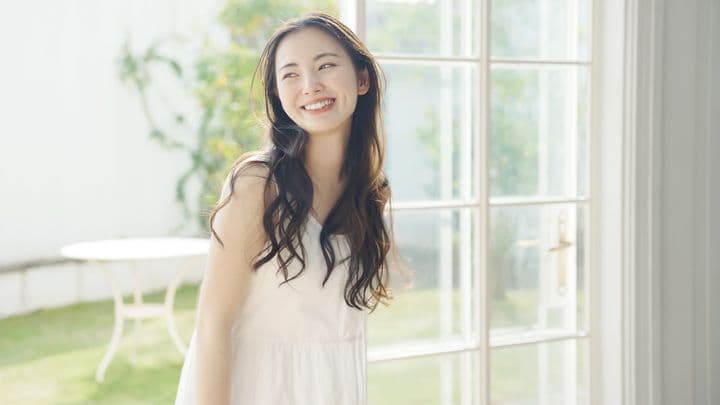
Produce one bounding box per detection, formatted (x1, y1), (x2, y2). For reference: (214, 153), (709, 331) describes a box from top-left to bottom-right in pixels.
(208, 12), (403, 312)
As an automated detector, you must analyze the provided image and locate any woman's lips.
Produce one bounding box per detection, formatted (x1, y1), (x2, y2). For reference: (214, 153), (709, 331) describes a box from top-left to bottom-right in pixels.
(302, 98), (335, 114)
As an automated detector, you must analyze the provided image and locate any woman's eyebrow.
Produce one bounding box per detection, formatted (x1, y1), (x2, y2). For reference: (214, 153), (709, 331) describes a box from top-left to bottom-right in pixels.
(279, 52), (340, 71)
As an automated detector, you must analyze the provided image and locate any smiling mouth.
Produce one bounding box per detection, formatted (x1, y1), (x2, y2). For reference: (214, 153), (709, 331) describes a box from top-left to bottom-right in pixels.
(302, 98), (335, 111)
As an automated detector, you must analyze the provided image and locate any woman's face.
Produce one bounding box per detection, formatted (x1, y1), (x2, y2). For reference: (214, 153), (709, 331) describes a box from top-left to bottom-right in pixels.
(274, 27), (369, 139)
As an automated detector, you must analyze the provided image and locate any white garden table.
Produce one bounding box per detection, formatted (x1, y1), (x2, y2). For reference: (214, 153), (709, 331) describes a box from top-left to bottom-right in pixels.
(60, 237), (208, 383)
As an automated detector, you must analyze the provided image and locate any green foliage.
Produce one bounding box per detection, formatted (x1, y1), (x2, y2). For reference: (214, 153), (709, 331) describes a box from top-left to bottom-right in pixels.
(490, 69), (539, 196)
(220, 0), (336, 45)
(366, 2), (438, 54)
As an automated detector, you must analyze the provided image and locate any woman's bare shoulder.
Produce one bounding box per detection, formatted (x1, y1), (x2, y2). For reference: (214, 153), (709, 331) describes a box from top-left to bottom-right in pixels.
(219, 155), (276, 203)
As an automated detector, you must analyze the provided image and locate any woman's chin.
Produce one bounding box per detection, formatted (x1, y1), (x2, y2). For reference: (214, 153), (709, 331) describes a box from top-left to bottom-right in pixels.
(303, 123), (342, 137)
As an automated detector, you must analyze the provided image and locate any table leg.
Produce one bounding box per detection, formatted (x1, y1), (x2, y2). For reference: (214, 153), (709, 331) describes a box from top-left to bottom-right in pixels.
(164, 260), (193, 356)
(130, 262), (143, 364)
(96, 266), (125, 383)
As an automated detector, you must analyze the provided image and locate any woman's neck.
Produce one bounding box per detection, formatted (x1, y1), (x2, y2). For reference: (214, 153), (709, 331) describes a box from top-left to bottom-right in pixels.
(303, 131), (349, 188)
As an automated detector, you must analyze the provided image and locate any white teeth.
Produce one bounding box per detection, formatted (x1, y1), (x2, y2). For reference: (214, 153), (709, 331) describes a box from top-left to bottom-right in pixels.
(304, 99), (334, 111)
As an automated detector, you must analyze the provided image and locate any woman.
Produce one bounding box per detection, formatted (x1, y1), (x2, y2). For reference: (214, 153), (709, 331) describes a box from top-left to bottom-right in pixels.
(174, 11), (401, 405)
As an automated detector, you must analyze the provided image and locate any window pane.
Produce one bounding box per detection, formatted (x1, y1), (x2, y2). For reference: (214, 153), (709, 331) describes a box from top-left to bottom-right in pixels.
(491, 0), (591, 60)
(369, 351), (480, 405)
(490, 65), (589, 197)
(369, 209), (477, 346)
(366, 0), (478, 57)
(382, 63), (478, 202)
(491, 339), (590, 404)
(488, 203), (587, 336)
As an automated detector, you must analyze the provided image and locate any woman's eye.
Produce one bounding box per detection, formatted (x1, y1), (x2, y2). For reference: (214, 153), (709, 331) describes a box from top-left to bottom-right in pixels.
(281, 64), (334, 80)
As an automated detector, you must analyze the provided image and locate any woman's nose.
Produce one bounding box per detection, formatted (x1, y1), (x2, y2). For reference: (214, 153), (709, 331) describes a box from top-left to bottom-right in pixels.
(303, 72), (322, 94)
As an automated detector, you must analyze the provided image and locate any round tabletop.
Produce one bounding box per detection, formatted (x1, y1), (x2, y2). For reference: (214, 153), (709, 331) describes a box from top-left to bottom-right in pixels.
(60, 237), (209, 261)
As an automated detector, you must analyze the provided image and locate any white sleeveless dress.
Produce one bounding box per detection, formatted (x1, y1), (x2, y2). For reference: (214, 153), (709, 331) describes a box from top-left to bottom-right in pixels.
(174, 213), (368, 405)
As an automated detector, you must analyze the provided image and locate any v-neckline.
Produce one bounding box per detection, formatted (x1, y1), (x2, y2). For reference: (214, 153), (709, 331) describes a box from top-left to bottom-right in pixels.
(308, 211), (324, 228)
(306, 211), (351, 239)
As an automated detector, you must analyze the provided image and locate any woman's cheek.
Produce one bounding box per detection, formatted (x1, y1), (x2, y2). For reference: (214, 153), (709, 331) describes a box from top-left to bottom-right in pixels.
(278, 90), (295, 114)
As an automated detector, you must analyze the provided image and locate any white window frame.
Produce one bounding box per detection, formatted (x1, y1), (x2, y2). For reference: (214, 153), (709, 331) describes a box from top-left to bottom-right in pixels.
(341, 0), (664, 404)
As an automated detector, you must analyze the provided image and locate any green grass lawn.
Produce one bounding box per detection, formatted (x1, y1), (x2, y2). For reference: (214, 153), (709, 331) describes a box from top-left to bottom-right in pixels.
(0, 285), (586, 404)
(0, 286), (199, 404)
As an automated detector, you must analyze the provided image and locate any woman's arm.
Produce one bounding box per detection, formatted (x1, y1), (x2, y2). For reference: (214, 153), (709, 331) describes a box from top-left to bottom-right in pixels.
(194, 165), (269, 405)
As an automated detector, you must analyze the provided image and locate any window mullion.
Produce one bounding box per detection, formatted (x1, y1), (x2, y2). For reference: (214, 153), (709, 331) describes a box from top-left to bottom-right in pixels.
(477, 0), (491, 404)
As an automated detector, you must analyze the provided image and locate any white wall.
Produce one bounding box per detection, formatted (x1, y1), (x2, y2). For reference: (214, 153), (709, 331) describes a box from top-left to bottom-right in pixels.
(0, 1), (225, 268)
(660, 0), (719, 403)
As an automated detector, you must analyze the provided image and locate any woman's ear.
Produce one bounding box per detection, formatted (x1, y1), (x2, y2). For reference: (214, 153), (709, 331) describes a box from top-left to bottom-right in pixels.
(357, 67), (370, 95)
